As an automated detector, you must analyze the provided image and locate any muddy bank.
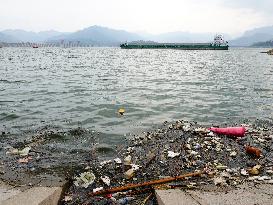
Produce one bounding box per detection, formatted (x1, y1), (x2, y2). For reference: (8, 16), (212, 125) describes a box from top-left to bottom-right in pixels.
(1, 120), (273, 204)
(62, 120), (273, 205)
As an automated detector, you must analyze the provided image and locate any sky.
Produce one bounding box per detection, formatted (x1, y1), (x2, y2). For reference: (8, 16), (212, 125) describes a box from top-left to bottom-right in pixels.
(0, 0), (272, 37)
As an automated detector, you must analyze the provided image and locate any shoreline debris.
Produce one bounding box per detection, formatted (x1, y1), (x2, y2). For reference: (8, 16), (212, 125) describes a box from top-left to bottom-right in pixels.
(90, 171), (204, 196)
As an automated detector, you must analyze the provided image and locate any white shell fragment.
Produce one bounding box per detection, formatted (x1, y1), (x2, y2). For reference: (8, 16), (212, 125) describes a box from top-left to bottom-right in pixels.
(240, 169), (248, 176)
(124, 155), (132, 165)
(93, 187), (103, 193)
(100, 160), (112, 166)
(167, 151), (180, 158)
(101, 176), (111, 186)
(131, 164), (140, 171)
(114, 158), (122, 164)
(214, 177), (226, 186)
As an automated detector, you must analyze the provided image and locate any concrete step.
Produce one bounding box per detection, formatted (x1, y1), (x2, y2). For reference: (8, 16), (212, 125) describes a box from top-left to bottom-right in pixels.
(156, 184), (273, 205)
(1, 186), (63, 205)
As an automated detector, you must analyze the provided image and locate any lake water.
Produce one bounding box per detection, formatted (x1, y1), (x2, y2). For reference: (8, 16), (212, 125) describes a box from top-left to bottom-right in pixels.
(1, 47), (273, 148)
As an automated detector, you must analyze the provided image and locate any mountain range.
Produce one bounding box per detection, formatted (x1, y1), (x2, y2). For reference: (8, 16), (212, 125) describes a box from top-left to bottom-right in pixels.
(1, 25), (273, 47)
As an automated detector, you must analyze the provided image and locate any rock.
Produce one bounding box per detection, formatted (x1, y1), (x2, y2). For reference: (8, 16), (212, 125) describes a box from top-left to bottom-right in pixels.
(248, 165), (261, 175)
(114, 158), (122, 164)
(124, 155), (132, 165)
(265, 169), (273, 175)
(216, 165), (228, 170)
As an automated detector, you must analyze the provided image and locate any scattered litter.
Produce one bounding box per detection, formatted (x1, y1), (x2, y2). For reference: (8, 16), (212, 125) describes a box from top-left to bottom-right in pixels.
(74, 171), (96, 188)
(209, 127), (246, 137)
(118, 197), (135, 205)
(245, 146), (261, 157)
(101, 176), (111, 186)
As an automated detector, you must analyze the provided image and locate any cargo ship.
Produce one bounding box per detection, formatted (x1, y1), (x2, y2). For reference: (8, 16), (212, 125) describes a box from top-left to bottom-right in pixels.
(120, 34), (228, 50)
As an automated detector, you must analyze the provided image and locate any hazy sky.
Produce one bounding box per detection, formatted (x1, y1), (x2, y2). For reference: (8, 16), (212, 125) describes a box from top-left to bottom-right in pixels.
(0, 0), (272, 37)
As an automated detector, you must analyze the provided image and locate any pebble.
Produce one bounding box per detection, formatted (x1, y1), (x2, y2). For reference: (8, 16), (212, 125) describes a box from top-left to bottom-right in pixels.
(230, 151), (237, 157)
(258, 176), (271, 181)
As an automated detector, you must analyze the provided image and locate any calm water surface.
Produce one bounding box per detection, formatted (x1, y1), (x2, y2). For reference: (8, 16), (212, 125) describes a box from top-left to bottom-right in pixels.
(1, 47), (273, 147)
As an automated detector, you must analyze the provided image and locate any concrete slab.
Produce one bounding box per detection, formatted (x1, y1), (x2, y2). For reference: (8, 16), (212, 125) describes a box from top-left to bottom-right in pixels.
(156, 184), (273, 205)
(1, 186), (63, 205)
(156, 189), (199, 205)
(0, 182), (21, 201)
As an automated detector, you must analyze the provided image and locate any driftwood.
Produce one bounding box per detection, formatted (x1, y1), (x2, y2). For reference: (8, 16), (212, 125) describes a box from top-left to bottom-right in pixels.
(90, 170), (204, 196)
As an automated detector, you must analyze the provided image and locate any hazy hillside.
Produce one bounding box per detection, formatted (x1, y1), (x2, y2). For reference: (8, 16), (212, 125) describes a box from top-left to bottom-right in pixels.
(1, 29), (67, 42)
(47, 25), (142, 46)
(147, 32), (216, 43)
(230, 25), (273, 46)
(252, 40), (273, 47)
(1, 25), (273, 46)
(0, 32), (18, 42)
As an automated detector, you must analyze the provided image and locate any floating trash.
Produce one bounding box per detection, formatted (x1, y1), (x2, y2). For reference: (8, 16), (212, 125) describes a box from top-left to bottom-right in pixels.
(118, 108), (125, 115)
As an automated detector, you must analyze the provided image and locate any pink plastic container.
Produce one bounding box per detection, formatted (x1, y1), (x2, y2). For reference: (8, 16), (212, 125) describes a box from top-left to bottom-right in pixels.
(209, 127), (246, 137)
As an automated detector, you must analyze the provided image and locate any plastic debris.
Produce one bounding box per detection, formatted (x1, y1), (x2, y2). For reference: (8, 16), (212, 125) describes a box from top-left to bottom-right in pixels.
(118, 197), (135, 205)
(167, 151), (180, 158)
(74, 171), (96, 188)
(118, 108), (125, 115)
(93, 187), (103, 193)
(209, 127), (246, 137)
(18, 156), (32, 163)
(101, 176), (111, 186)
(245, 146), (261, 157)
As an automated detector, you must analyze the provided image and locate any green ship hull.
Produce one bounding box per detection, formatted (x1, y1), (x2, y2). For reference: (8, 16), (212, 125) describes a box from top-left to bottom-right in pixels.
(120, 43), (228, 50)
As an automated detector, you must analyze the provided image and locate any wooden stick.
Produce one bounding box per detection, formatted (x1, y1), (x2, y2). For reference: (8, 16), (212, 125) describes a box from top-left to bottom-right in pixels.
(90, 171), (204, 196)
